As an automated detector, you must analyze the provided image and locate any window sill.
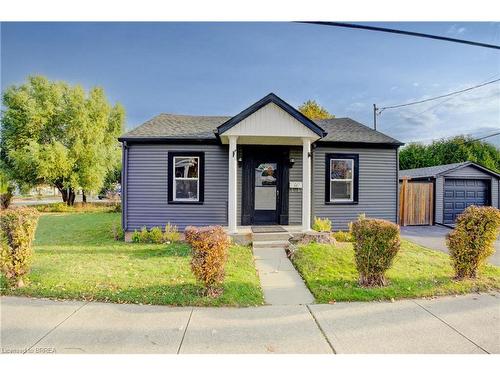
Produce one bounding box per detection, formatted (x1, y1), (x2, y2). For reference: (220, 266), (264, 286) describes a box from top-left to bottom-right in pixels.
(168, 201), (204, 205)
(325, 201), (358, 205)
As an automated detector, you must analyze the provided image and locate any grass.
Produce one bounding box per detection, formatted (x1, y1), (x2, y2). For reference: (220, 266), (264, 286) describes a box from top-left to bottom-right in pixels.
(292, 240), (500, 302)
(1, 212), (264, 307)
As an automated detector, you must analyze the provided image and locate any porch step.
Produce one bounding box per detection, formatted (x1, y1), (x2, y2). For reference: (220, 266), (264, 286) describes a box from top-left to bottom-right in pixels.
(252, 240), (290, 249)
(252, 232), (292, 242)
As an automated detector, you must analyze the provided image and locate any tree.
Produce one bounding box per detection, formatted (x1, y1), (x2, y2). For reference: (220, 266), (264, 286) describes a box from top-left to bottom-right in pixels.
(1, 76), (125, 205)
(0, 167), (15, 209)
(298, 100), (334, 120)
(399, 135), (500, 173)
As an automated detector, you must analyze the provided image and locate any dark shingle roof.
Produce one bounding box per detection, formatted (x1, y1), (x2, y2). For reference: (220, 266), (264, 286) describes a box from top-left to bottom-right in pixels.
(120, 114), (231, 140)
(400, 161), (500, 179)
(316, 118), (403, 145)
(119, 114), (403, 145)
(400, 162), (469, 179)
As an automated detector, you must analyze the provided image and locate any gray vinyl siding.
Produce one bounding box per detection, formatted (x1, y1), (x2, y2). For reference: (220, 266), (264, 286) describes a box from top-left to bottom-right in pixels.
(436, 166), (499, 224)
(445, 165), (494, 178)
(289, 147), (303, 225)
(493, 179), (499, 208)
(435, 176), (444, 224)
(312, 146), (398, 231)
(125, 143), (228, 231)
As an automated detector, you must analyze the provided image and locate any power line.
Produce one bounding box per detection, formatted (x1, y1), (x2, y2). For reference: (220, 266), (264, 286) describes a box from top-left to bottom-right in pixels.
(299, 22), (500, 50)
(378, 78), (500, 113)
(469, 131), (500, 142)
(385, 73), (500, 120)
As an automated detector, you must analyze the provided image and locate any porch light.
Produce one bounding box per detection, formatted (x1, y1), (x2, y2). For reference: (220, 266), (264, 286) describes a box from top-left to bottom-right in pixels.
(288, 158), (295, 167)
(238, 156), (243, 167)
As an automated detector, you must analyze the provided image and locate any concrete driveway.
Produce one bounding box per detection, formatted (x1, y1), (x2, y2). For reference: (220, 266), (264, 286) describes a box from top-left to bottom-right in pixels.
(1, 294), (499, 354)
(400, 225), (500, 266)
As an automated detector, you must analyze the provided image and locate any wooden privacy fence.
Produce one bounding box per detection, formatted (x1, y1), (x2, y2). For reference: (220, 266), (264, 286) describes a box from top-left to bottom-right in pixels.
(399, 178), (434, 226)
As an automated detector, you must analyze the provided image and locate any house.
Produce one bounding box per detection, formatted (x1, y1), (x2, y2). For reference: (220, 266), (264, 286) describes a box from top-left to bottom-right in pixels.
(118, 93), (403, 236)
(399, 161), (500, 226)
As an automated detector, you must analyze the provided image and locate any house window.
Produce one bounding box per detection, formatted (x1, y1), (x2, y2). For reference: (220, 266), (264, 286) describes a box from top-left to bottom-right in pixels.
(325, 153), (359, 204)
(168, 152), (205, 204)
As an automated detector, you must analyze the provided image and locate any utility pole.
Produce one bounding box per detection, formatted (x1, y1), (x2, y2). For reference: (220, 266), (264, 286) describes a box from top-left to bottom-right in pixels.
(373, 104), (378, 130)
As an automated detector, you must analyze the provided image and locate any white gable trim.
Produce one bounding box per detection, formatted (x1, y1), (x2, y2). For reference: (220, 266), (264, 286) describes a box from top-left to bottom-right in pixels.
(222, 102), (319, 140)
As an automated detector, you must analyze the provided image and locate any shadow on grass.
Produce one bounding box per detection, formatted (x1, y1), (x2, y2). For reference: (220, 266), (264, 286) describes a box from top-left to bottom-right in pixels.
(35, 243), (192, 258)
(306, 273), (498, 302)
(3, 280), (264, 307)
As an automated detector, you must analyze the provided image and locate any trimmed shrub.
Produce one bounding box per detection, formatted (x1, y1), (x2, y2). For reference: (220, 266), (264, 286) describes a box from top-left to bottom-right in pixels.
(447, 206), (500, 279)
(312, 216), (332, 232)
(0, 207), (40, 287)
(138, 227), (150, 242)
(131, 229), (141, 243)
(351, 217), (400, 287)
(333, 231), (354, 242)
(185, 226), (230, 297)
(149, 226), (164, 244)
(110, 223), (125, 241)
(164, 222), (181, 243)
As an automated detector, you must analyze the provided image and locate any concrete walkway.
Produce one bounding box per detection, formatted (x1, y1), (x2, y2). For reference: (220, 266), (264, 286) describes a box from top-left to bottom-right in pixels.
(401, 225), (500, 266)
(252, 246), (314, 305)
(2, 293), (499, 354)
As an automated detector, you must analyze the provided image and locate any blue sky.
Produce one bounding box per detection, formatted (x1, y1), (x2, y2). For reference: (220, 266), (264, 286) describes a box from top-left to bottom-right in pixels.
(1, 22), (499, 145)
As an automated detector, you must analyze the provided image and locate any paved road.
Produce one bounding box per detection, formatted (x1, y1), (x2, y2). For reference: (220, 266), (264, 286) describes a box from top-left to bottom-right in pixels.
(1, 294), (499, 354)
(401, 225), (500, 266)
(11, 197), (109, 206)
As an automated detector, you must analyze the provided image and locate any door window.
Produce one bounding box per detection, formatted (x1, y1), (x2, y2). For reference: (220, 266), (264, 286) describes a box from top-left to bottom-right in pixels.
(255, 163), (277, 210)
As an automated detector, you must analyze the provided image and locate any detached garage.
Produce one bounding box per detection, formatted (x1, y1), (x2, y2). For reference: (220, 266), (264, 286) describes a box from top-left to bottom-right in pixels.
(399, 161), (499, 226)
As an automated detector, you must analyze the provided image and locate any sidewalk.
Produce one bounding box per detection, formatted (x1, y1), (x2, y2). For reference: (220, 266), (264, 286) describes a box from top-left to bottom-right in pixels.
(1, 293), (499, 354)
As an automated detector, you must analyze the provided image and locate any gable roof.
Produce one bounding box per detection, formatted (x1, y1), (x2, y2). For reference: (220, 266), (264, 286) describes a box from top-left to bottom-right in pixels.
(118, 95), (403, 146)
(216, 93), (326, 138)
(400, 161), (500, 179)
(118, 114), (231, 141)
(317, 118), (403, 145)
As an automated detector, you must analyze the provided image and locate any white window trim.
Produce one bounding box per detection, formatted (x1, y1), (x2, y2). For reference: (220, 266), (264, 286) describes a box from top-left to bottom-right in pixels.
(330, 158), (354, 202)
(173, 156), (200, 202)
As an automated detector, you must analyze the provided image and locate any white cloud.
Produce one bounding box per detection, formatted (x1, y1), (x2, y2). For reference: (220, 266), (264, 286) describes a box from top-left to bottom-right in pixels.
(447, 24), (467, 35)
(412, 82), (419, 87)
(377, 82), (500, 146)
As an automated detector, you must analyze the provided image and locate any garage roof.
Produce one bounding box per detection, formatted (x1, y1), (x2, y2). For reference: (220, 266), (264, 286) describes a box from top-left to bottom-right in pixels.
(400, 161), (500, 179)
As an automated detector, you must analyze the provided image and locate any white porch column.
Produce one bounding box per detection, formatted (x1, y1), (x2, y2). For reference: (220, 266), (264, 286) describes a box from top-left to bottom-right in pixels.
(228, 135), (238, 233)
(302, 138), (312, 232)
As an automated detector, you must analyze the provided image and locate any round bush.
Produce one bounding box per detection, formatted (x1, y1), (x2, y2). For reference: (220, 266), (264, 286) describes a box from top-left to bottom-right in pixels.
(351, 217), (401, 287)
(0, 207), (40, 287)
(447, 205), (500, 279)
(185, 226), (230, 297)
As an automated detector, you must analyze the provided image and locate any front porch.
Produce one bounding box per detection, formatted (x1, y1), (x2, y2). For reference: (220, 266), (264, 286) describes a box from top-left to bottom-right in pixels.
(215, 94), (326, 234)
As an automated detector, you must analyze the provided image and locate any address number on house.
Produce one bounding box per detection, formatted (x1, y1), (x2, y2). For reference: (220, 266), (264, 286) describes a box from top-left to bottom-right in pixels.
(289, 181), (302, 189)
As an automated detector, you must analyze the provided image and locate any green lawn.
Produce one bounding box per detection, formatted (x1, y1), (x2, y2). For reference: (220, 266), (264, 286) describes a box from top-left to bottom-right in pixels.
(292, 240), (500, 302)
(1, 212), (264, 307)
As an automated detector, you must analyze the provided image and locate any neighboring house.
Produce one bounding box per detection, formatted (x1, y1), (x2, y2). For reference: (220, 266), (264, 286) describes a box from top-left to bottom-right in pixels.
(400, 161), (500, 226)
(118, 93), (403, 234)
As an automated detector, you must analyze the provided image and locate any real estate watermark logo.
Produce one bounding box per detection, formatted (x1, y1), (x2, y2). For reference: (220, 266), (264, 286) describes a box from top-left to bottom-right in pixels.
(1, 347), (56, 354)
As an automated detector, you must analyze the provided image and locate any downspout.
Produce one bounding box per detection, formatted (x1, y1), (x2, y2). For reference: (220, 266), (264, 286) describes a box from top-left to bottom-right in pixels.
(121, 141), (128, 231)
